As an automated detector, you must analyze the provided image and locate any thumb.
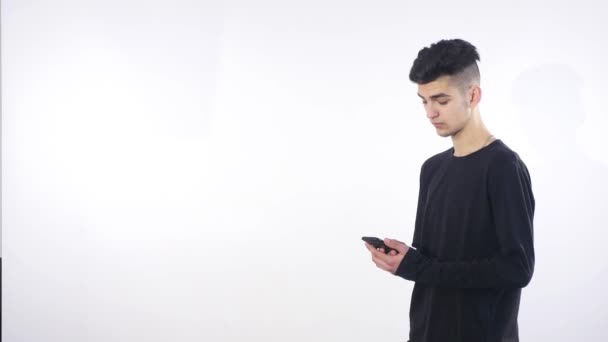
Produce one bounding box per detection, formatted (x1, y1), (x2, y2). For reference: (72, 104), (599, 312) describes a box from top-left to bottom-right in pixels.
(384, 238), (407, 252)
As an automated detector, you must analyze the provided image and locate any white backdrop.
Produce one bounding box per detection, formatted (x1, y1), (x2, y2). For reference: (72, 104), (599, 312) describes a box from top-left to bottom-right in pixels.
(3, 1), (608, 341)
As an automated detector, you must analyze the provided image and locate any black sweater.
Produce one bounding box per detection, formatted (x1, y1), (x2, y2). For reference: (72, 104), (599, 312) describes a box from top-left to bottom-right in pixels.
(395, 139), (535, 342)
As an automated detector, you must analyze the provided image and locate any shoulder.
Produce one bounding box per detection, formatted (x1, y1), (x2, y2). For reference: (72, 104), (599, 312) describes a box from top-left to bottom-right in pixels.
(487, 140), (528, 171)
(486, 140), (532, 185)
(421, 147), (452, 174)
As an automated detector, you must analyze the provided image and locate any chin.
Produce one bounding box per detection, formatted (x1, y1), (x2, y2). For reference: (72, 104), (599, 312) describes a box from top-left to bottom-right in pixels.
(435, 129), (452, 138)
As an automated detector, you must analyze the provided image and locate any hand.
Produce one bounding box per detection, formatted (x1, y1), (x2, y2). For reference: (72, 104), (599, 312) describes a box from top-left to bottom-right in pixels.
(365, 238), (410, 274)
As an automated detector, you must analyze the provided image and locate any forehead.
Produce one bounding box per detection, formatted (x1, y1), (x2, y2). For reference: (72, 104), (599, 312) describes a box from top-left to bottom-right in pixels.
(417, 75), (459, 97)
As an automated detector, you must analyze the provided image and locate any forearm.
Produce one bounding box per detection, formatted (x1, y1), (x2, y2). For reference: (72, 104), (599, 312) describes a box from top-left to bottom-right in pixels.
(394, 245), (534, 289)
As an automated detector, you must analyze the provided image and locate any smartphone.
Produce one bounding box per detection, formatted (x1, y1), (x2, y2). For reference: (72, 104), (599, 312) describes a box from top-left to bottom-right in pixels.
(362, 236), (398, 254)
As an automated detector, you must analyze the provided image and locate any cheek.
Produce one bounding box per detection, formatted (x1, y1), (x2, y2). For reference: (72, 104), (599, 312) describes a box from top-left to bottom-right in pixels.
(442, 106), (458, 121)
(448, 103), (468, 121)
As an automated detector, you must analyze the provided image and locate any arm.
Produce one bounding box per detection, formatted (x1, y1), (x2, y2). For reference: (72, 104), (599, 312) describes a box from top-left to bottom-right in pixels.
(395, 155), (535, 289)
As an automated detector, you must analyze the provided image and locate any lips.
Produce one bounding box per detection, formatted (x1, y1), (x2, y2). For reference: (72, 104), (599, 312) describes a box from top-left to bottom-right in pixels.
(432, 123), (443, 128)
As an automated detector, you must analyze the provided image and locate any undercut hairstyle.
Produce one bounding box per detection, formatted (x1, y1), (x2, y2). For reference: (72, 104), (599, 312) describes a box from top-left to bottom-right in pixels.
(409, 39), (481, 89)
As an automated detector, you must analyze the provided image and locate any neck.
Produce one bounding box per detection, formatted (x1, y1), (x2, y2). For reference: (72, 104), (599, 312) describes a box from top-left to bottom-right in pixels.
(451, 110), (494, 157)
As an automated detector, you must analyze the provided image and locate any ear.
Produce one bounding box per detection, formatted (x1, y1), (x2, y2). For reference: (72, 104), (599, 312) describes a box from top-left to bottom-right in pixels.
(469, 86), (482, 107)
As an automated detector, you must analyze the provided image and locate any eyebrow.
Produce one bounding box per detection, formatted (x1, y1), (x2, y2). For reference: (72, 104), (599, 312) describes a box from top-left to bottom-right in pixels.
(417, 93), (452, 100)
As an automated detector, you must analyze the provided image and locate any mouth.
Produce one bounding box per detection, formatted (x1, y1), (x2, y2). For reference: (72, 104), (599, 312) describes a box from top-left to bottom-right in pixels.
(432, 123), (443, 128)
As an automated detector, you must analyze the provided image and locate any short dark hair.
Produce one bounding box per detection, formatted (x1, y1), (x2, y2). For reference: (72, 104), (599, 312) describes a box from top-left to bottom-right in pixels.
(409, 39), (480, 85)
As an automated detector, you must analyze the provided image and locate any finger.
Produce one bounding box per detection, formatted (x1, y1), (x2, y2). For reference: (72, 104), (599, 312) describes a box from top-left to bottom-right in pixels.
(372, 255), (392, 271)
(384, 238), (407, 253)
(366, 244), (382, 258)
(371, 248), (392, 264)
(387, 238), (405, 245)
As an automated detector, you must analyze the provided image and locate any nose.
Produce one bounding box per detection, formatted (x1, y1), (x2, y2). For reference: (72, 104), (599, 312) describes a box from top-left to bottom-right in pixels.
(425, 104), (439, 119)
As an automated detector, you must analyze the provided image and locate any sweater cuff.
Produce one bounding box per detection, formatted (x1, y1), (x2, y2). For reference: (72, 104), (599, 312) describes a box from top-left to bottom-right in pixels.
(395, 247), (421, 281)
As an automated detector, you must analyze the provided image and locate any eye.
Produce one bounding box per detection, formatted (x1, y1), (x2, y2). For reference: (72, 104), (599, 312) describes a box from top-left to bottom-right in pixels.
(438, 101), (449, 106)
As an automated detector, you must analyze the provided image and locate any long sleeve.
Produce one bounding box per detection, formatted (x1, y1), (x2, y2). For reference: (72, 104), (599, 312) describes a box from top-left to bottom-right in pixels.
(395, 154), (535, 289)
(410, 162), (428, 251)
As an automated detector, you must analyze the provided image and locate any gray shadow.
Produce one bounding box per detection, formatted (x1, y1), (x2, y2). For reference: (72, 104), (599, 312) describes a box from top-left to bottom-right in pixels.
(512, 65), (608, 341)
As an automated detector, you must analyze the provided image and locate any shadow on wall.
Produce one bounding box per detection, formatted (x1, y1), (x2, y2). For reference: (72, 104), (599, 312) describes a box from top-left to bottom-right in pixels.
(512, 65), (608, 341)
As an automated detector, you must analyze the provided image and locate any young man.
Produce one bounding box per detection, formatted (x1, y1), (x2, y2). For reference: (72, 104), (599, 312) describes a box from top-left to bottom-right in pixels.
(365, 39), (535, 342)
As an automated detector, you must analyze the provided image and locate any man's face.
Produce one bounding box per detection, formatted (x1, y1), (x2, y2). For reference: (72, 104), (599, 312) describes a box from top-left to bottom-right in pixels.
(417, 75), (472, 138)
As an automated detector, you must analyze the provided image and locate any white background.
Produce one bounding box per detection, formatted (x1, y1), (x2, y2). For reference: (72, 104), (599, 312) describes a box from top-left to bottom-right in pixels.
(3, 1), (608, 341)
